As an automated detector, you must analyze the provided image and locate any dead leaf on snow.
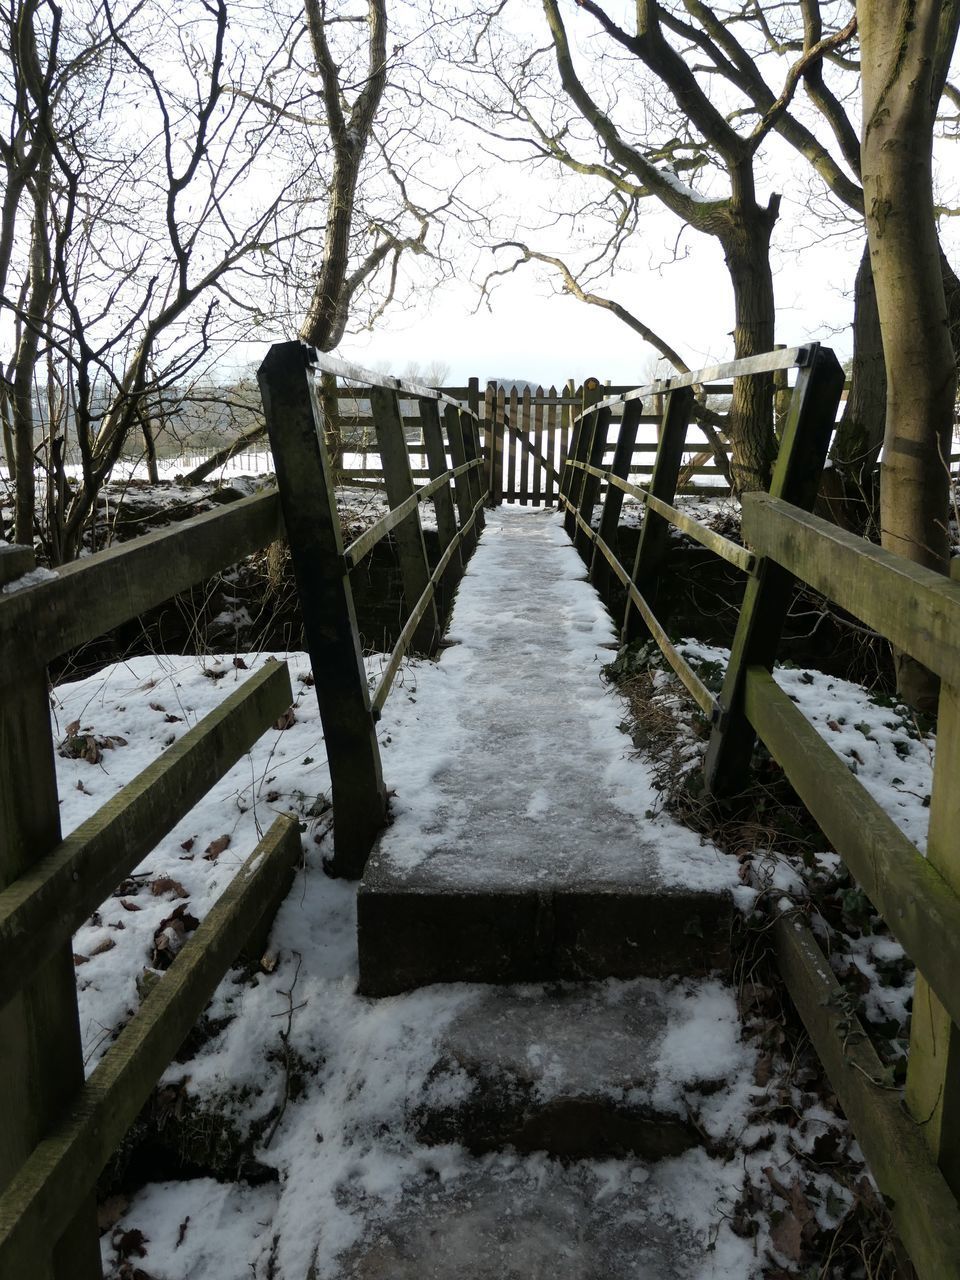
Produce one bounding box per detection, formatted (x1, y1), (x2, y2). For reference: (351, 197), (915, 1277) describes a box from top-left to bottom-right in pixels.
(89, 937), (116, 957)
(150, 876), (189, 899)
(203, 834), (230, 860)
(97, 1193), (129, 1233)
(274, 705), (297, 731)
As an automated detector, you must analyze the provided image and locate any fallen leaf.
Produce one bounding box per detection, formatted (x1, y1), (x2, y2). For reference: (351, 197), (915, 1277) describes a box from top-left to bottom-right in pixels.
(113, 1226), (148, 1260)
(203, 834), (230, 861)
(148, 702), (166, 713)
(120, 899), (141, 912)
(150, 877), (189, 899)
(274, 706), (297, 731)
(826, 719), (841, 732)
(180, 837), (195, 853)
(233, 656), (248, 670)
(89, 937), (116, 957)
(66, 719), (80, 736)
(73, 952), (89, 966)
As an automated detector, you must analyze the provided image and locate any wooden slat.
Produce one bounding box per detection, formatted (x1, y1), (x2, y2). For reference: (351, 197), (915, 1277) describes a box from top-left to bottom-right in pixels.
(370, 387), (440, 656)
(741, 493), (960, 686)
(519, 387), (531, 505)
(774, 912), (960, 1280)
(0, 660), (292, 1006)
(0, 816), (302, 1277)
(592, 400), (643, 597)
(445, 407), (480, 560)
(624, 386), (694, 644)
(419, 400), (461, 565)
(506, 386), (518, 501)
(744, 666), (960, 1030)
(574, 401), (611, 565)
(0, 549), (101, 1280)
(906, 560), (960, 1192)
(545, 387), (558, 506)
(532, 388), (544, 506)
(603, 473), (755, 573)
(594, 346), (809, 413)
(0, 492), (283, 679)
(341, 467), (468, 569)
(704, 344), (845, 795)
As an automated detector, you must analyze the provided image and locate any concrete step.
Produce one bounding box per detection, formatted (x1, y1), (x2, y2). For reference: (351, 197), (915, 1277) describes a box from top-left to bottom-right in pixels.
(409, 977), (740, 1163)
(336, 975), (753, 1277)
(358, 869), (731, 996)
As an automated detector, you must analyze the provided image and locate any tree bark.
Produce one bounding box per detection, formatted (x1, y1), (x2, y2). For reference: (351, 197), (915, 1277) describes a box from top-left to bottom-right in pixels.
(859, 0), (960, 709)
(721, 202), (779, 494)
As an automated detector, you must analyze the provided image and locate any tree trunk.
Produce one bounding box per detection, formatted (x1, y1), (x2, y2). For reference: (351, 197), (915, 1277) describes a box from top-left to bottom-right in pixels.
(823, 240), (886, 530)
(723, 210), (778, 494)
(859, 0), (960, 710)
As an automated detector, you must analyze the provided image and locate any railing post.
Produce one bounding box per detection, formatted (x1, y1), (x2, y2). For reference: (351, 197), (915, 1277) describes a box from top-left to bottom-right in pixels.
(702, 343), (845, 794)
(591, 398), (643, 597)
(370, 386), (441, 655)
(905, 555), (960, 1196)
(563, 379), (603, 544)
(418, 398), (462, 597)
(622, 385), (695, 643)
(258, 341), (387, 878)
(573, 395), (610, 564)
(461, 410), (487, 533)
(0, 546), (103, 1280)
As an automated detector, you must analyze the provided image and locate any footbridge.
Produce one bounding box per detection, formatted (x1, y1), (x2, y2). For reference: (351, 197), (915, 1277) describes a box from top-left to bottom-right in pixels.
(4, 340), (960, 1277)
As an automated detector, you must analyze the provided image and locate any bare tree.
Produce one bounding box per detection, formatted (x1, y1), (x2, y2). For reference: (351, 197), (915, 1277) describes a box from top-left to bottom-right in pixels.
(859, 0), (960, 708)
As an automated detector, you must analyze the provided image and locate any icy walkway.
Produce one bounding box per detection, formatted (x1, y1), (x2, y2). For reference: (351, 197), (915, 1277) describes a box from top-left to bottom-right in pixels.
(359, 507), (738, 994)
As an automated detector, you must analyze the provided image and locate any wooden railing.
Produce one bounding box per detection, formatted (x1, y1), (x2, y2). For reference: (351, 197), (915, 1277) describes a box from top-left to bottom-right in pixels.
(560, 341), (960, 1276)
(257, 342), (489, 880)
(0, 496), (299, 1279)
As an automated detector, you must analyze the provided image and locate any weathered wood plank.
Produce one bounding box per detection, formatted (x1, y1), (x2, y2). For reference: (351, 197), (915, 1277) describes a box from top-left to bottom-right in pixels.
(518, 387), (531, 505)
(545, 387), (558, 507)
(258, 342), (386, 880)
(0, 492), (283, 680)
(445, 407), (480, 560)
(593, 346), (808, 413)
(906, 558), (960, 1193)
(532, 389), (544, 506)
(461, 411), (488, 527)
(744, 666), (960, 1031)
(591, 400), (643, 597)
(703, 344), (845, 794)
(774, 911), (960, 1280)
(601, 473), (755, 573)
(419, 399), (460, 560)
(492, 385), (506, 506)
(0, 817), (302, 1277)
(573, 398), (610, 564)
(342, 468), (467, 570)
(0, 660), (292, 1006)
(623, 386), (694, 644)
(0, 548), (102, 1280)
(370, 386), (440, 654)
(741, 493), (960, 687)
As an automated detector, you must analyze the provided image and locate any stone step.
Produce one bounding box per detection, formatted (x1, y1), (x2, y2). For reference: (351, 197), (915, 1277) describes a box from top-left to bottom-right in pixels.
(357, 872), (731, 996)
(410, 975), (743, 1163)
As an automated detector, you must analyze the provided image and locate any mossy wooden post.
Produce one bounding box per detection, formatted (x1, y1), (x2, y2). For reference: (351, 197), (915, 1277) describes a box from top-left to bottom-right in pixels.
(591, 398), (643, 597)
(703, 344), (844, 794)
(258, 341), (387, 878)
(573, 391), (609, 564)
(905, 556), (960, 1195)
(622, 385), (694, 644)
(461, 410), (487, 532)
(564, 380), (603, 544)
(0, 546), (102, 1280)
(444, 406), (478, 557)
(422, 399), (463, 609)
(370, 385), (440, 655)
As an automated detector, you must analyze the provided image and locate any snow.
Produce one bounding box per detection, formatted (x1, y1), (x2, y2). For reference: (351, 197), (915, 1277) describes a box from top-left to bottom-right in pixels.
(36, 506), (874, 1278)
(1, 564), (58, 593)
(371, 506), (738, 895)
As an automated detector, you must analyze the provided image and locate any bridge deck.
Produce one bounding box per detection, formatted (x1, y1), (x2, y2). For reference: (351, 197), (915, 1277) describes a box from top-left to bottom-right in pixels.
(359, 507), (737, 994)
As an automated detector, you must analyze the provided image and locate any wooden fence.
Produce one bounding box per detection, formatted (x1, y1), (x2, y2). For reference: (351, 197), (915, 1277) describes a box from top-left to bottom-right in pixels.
(560, 341), (960, 1277)
(257, 343), (489, 878)
(0, 493), (301, 1279)
(0, 343), (488, 1277)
